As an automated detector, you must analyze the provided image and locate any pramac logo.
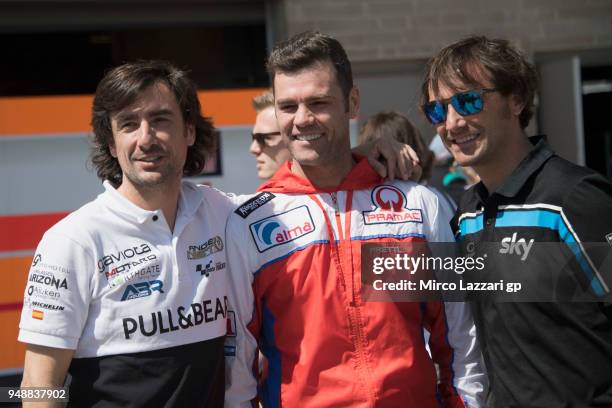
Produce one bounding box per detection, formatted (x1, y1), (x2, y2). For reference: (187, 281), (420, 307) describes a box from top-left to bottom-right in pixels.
(249, 205), (316, 252)
(363, 185), (423, 225)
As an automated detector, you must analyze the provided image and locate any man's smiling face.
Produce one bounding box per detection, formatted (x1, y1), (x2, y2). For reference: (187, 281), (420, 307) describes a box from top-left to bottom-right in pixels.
(273, 60), (357, 171)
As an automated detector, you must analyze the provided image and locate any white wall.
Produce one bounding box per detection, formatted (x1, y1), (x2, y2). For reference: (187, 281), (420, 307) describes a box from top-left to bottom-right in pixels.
(196, 126), (262, 195)
(0, 127), (261, 216)
(354, 61), (436, 143)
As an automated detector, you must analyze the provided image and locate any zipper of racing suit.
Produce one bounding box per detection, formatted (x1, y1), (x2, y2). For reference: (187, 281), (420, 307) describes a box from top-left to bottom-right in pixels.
(309, 193), (346, 290)
(330, 191), (377, 404)
(331, 192), (356, 305)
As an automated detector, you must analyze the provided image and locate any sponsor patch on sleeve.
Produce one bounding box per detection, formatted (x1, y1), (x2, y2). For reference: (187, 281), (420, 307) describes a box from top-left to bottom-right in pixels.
(234, 192), (276, 219)
(249, 205), (316, 252)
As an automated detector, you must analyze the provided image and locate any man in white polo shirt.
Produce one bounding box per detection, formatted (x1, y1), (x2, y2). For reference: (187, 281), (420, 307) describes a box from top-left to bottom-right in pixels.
(18, 60), (235, 407)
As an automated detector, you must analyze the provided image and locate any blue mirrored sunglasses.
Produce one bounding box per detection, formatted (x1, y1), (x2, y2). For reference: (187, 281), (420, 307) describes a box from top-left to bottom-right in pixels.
(422, 88), (497, 125)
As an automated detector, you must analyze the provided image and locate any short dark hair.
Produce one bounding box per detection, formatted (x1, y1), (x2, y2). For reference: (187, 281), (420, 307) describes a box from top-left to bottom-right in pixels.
(359, 111), (434, 183)
(421, 36), (538, 129)
(267, 31), (353, 108)
(90, 60), (215, 187)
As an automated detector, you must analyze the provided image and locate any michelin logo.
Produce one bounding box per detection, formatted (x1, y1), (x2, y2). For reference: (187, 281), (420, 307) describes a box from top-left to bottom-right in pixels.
(249, 205), (315, 252)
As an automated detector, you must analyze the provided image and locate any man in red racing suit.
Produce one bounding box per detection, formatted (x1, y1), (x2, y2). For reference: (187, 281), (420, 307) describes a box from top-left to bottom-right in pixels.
(224, 31), (486, 407)
(225, 159), (486, 407)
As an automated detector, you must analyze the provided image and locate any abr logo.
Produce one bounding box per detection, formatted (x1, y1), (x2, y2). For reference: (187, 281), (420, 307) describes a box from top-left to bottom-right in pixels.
(121, 280), (164, 301)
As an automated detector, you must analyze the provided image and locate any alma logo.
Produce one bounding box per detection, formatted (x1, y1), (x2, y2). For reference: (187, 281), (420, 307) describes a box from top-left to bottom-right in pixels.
(363, 185), (423, 225)
(249, 205), (315, 252)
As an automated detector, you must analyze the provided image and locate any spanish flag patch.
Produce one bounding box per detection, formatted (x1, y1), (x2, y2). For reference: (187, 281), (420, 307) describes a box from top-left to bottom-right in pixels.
(32, 310), (44, 320)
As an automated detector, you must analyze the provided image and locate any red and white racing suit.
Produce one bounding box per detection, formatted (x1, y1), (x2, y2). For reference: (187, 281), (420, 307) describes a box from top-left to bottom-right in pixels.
(225, 158), (486, 407)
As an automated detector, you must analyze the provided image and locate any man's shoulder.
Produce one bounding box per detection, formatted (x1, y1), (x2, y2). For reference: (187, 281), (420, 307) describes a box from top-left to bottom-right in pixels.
(44, 195), (107, 240)
(188, 182), (257, 213)
(532, 155), (612, 203)
(229, 191), (279, 222)
(363, 180), (435, 198)
(540, 155), (598, 186)
(380, 180), (447, 210)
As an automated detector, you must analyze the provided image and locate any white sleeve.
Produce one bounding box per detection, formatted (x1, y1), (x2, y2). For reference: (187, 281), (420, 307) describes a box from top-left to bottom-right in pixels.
(442, 301), (488, 407)
(214, 188), (256, 209)
(227, 193), (257, 208)
(423, 188), (455, 243)
(224, 216), (259, 408)
(18, 231), (93, 350)
(425, 189), (489, 407)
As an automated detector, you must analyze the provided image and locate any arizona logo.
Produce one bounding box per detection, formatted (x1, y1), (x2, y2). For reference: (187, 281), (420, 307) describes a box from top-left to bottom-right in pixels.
(249, 205), (315, 252)
(363, 185), (423, 225)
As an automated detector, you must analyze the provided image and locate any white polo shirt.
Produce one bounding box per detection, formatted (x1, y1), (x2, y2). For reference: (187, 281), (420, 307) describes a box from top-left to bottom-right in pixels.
(19, 180), (237, 358)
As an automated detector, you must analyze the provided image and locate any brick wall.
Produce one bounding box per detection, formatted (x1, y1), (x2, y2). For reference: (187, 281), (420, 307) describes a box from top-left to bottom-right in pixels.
(282, 0), (612, 61)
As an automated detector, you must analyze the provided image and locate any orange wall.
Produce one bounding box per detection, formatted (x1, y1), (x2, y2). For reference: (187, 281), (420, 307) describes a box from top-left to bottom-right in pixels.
(0, 88), (266, 136)
(0, 257), (31, 370)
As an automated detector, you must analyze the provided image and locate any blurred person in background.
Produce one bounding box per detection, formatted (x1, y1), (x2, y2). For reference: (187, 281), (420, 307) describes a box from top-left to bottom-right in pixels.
(359, 111), (457, 218)
(250, 90), (292, 181)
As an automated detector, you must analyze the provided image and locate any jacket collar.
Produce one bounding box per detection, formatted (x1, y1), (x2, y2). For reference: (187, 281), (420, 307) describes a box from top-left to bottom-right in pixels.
(257, 155), (383, 194)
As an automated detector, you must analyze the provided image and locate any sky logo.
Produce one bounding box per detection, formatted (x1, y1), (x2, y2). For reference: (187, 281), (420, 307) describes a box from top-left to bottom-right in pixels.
(249, 205), (316, 252)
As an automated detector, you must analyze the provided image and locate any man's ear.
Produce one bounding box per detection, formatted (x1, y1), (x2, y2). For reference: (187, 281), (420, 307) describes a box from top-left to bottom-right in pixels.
(509, 94), (526, 118)
(109, 141), (117, 158)
(186, 124), (196, 146)
(348, 87), (360, 119)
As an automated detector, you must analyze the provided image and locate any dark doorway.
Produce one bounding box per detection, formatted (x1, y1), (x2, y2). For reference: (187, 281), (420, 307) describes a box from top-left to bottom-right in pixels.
(582, 65), (612, 180)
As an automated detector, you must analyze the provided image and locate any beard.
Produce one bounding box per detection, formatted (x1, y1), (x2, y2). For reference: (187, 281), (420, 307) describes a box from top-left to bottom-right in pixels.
(121, 150), (183, 191)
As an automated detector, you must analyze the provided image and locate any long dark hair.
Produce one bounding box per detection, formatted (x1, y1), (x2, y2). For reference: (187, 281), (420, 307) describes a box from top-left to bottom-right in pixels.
(90, 60), (215, 187)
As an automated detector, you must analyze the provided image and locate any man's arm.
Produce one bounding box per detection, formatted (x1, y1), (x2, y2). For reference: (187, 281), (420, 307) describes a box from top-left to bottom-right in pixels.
(224, 216), (260, 407)
(423, 189), (488, 407)
(562, 174), (612, 298)
(425, 302), (487, 407)
(18, 231), (92, 406)
(352, 137), (422, 181)
(21, 344), (74, 408)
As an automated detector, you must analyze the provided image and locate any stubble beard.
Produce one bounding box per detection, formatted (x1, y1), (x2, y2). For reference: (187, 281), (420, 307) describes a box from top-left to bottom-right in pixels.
(123, 160), (182, 192)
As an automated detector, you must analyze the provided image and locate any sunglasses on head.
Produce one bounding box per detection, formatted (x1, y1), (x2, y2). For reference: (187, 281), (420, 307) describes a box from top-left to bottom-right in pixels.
(422, 88), (497, 125)
(252, 131), (281, 147)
